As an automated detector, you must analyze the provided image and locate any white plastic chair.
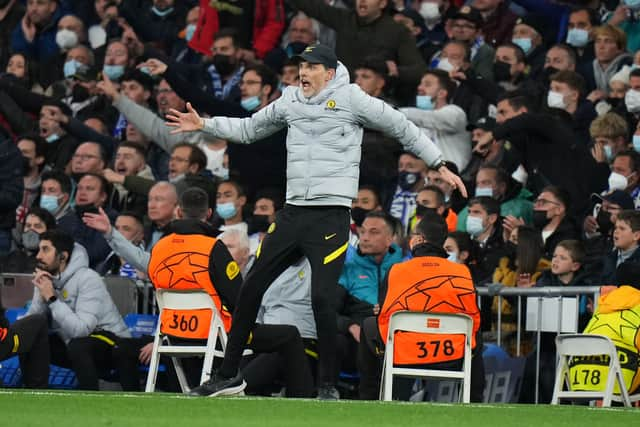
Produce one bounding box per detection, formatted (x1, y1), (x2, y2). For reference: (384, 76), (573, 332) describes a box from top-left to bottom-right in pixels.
(380, 311), (474, 402)
(145, 289), (228, 393)
(551, 334), (640, 407)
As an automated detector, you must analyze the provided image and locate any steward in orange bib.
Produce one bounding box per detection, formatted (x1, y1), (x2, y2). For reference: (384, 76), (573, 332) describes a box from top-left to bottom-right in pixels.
(357, 212), (485, 401)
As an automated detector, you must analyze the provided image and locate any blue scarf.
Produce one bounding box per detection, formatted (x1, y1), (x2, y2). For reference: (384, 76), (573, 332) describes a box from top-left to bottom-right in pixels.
(207, 64), (245, 100)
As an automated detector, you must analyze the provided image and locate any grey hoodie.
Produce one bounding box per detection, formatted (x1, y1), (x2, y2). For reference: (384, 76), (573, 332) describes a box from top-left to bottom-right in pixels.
(27, 243), (130, 343)
(202, 63), (443, 207)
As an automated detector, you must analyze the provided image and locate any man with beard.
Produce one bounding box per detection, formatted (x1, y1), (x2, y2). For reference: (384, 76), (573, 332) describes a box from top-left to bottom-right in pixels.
(57, 173), (118, 269)
(27, 229), (130, 390)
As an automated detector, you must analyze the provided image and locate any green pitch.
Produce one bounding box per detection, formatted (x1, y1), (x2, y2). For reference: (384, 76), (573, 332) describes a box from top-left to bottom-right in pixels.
(0, 390), (635, 427)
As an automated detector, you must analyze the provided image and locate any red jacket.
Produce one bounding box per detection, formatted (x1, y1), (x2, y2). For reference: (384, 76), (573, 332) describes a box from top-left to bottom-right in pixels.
(253, 0), (286, 58)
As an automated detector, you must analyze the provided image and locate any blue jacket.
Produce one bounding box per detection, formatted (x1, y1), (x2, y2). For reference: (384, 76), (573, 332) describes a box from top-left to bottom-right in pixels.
(338, 243), (403, 305)
(11, 6), (63, 61)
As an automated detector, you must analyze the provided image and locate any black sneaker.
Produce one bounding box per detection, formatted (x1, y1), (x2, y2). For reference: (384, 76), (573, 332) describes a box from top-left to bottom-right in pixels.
(188, 371), (246, 397)
(317, 384), (340, 400)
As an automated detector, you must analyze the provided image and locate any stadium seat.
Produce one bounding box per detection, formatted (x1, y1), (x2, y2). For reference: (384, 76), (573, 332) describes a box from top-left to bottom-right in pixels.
(379, 311), (473, 403)
(145, 289), (229, 393)
(103, 276), (139, 316)
(551, 334), (640, 407)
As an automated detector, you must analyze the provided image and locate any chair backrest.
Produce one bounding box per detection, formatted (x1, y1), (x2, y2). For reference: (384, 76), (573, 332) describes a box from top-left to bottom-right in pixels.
(155, 288), (221, 340)
(0, 274), (34, 309)
(103, 276), (138, 316)
(556, 334), (618, 357)
(381, 311), (474, 402)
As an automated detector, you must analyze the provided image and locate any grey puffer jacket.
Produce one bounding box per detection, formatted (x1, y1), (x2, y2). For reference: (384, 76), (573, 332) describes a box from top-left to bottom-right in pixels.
(27, 244), (130, 343)
(202, 63), (443, 207)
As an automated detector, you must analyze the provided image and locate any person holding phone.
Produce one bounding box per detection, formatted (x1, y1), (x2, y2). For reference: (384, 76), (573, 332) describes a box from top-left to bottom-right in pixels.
(57, 173), (118, 269)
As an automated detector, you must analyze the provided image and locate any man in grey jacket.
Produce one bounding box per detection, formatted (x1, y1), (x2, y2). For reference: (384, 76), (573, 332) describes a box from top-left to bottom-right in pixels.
(167, 44), (466, 399)
(29, 230), (130, 390)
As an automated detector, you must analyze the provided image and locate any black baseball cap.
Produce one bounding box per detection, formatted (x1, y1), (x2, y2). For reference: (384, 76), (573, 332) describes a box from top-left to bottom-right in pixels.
(467, 116), (496, 132)
(453, 6), (483, 27)
(296, 44), (338, 70)
(592, 190), (635, 210)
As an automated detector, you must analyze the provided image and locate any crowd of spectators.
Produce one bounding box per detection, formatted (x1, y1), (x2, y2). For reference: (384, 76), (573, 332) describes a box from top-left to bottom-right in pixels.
(0, 0), (640, 402)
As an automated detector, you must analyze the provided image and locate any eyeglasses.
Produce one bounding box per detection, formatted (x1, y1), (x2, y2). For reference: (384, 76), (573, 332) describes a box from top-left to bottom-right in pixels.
(534, 198), (561, 207)
(240, 80), (262, 87)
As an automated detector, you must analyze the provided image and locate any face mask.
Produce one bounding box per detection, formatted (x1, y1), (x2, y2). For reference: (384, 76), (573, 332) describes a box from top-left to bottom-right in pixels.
(40, 194), (60, 213)
(151, 6), (174, 17)
(185, 23), (196, 42)
(633, 135), (640, 153)
(532, 209), (551, 229)
(493, 60), (512, 83)
(416, 204), (438, 218)
(607, 97), (622, 109)
(446, 251), (458, 263)
(416, 95), (434, 111)
(625, 0), (640, 10)
(218, 167), (229, 180)
(419, 2), (440, 21)
(512, 38), (532, 54)
(46, 133), (60, 144)
(21, 230), (40, 251)
(475, 187), (493, 198)
(351, 207), (371, 227)
(216, 202), (237, 220)
(541, 66), (560, 83)
(596, 208), (613, 235)
(56, 29), (78, 50)
(241, 96), (261, 112)
(63, 59), (81, 78)
(625, 89), (640, 113)
(398, 171), (421, 191)
(603, 145), (614, 162)
(547, 90), (567, 109)
(103, 64), (125, 80)
(608, 171), (629, 191)
(140, 66), (152, 75)
(72, 84), (90, 103)
(566, 28), (589, 47)
(247, 214), (271, 234)
(437, 58), (455, 72)
(466, 215), (485, 238)
(212, 54), (236, 76)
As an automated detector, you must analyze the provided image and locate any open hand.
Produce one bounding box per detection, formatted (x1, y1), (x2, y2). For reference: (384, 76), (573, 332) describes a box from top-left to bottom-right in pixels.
(82, 207), (113, 235)
(165, 102), (203, 134)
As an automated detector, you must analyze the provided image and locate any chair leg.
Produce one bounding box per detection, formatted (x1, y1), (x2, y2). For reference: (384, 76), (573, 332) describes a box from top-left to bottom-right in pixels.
(550, 358), (567, 405)
(145, 329), (162, 392)
(172, 356), (191, 393)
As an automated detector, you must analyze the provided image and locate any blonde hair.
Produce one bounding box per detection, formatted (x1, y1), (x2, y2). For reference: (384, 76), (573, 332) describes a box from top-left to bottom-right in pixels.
(593, 24), (627, 51)
(589, 112), (628, 140)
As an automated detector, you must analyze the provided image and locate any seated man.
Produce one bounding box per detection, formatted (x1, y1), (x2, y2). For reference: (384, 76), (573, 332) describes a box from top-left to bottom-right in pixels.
(336, 212), (403, 377)
(27, 229), (131, 390)
(358, 212), (483, 401)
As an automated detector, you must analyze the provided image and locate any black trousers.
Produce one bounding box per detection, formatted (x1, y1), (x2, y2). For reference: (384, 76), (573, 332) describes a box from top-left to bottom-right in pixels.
(220, 204), (350, 385)
(0, 314), (50, 388)
(49, 331), (120, 390)
(357, 316), (486, 402)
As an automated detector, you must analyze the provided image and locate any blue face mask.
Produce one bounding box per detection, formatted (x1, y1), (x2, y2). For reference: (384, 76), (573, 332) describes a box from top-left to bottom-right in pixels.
(46, 133), (60, 144)
(416, 95), (434, 110)
(241, 96), (261, 112)
(185, 23), (196, 42)
(63, 59), (81, 78)
(475, 187), (493, 198)
(139, 66), (152, 75)
(466, 215), (485, 238)
(446, 251), (458, 263)
(40, 195), (60, 213)
(566, 28), (589, 48)
(625, 0), (640, 10)
(151, 6), (174, 17)
(216, 202), (237, 220)
(512, 37), (532, 54)
(603, 144), (613, 162)
(102, 64), (125, 80)
(633, 135), (640, 153)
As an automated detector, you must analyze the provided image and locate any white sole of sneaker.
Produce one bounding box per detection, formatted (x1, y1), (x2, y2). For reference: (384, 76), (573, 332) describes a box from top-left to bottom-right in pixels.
(208, 380), (247, 398)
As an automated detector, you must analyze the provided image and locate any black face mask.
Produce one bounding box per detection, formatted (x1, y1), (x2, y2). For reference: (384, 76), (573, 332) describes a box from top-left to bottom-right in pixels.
(606, 97), (622, 109)
(105, 19), (124, 39)
(351, 207), (371, 227)
(247, 214), (271, 235)
(416, 204), (437, 218)
(532, 209), (551, 229)
(75, 203), (99, 219)
(596, 209), (613, 235)
(541, 66), (560, 83)
(398, 171), (421, 191)
(72, 84), (90, 103)
(212, 54), (236, 76)
(493, 60), (512, 83)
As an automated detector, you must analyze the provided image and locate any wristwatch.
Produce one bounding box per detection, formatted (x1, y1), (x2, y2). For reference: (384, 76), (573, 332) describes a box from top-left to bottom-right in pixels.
(431, 160), (447, 171)
(46, 295), (58, 305)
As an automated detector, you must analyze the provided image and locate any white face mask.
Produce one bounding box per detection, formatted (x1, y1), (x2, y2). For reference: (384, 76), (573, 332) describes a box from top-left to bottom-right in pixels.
(420, 2), (440, 21)
(547, 90), (567, 109)
(446, 251), (459, 263)
(608, 171), (632, 191)
(437, 57), (455, 72)
(625, 89), (640, 113)
(56, 29), (79, 49)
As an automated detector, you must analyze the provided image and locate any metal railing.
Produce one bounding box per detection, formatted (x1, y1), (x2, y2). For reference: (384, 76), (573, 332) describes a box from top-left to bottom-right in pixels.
(476, 285), (602, 404)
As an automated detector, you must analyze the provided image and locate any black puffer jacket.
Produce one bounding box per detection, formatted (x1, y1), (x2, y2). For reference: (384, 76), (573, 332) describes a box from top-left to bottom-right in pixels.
(0, 138), (24, 230)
